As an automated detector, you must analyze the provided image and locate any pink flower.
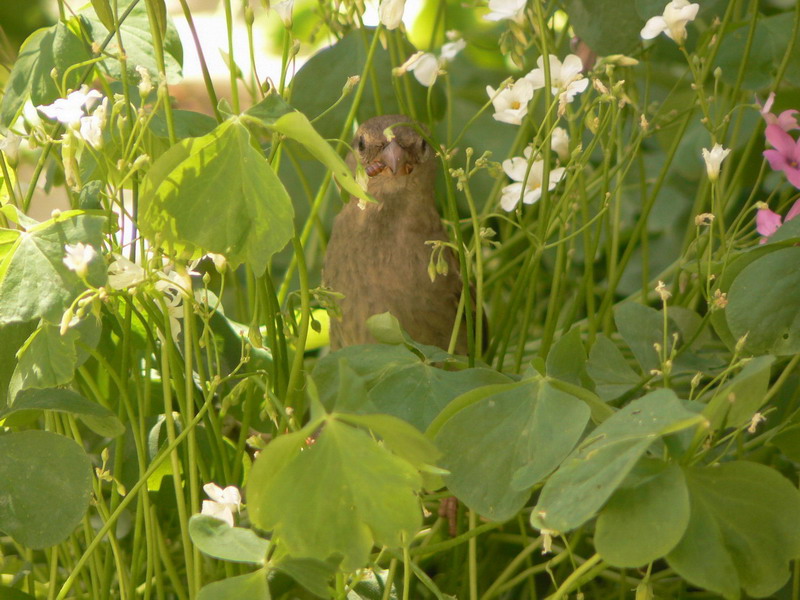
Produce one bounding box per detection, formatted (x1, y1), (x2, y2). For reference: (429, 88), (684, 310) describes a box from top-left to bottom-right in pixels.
(756, 199), (800, 242)
(763, 125), (800, 188)
(757, 93), (799, 132)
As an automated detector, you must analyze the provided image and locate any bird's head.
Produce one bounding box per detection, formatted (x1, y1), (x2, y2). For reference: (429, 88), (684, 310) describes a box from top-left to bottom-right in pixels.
(349, 115), (436, 197)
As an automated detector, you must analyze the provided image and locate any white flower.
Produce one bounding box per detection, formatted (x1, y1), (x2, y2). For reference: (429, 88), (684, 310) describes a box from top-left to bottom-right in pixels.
(640, 0), (700, 45)
(37, 86), (103, 128)
(525, 54), (588, 104)
(63, 242), (97, 278)
(407, 52), (440, 87)
(201, 483), (242, 527)
(272, 0), (294, 27)
(701, 143), (730, 182)
(550, 127), (570, 162)
(135, 65), (153, 98)
(155, 270), (191, 342)
(441, 38), (466, 61)
(484, 0), (527, 22)
(486, 78), (535, 125)
(107, 255), (146, 289)
(379, 0), (405, 29)
(500, 146), (565, 211)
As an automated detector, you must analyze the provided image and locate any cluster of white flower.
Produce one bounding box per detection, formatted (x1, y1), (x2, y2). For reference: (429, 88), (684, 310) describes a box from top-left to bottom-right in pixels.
(487, 54), (588, 125)
(37, 85), (108, 150)
(499, 145), (566, 211)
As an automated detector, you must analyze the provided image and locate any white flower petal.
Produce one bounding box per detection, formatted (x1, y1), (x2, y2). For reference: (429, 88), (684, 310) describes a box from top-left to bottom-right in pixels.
(408, 52), (440, 87)
(379, 0), (405, 29)
(640, 15), (667, 39)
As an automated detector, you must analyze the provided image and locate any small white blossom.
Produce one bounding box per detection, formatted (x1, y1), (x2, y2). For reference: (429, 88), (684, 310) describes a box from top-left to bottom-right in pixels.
(155, 270), (191, 343)
(486, 78), (535, 125)
(550, 127), (570, 162)
(135, 65), (153, 98)
(525, 54), (589, 104)
(63, 243), (97, 278)
(441, 38), (466, 61)
(37, 86), (103, 128)
(540, 528), (555, 554)
(500, 146), (565, 211)
(484, 0), (527, 22)
(107, 255), (146, 289)
(640, 0), (700, 45)
(747, 412), (766, 434)
(379, 0), (405, 29)
(201, 483), (242, 527)
(272, 0), (294, 27)
(23, 100), (42, 129)
(701, 143), (731, 182)
(406, 52), (440, 87)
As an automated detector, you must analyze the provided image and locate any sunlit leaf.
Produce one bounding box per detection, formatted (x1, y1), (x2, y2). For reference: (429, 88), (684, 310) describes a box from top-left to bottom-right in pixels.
(189, 515), (269, 564)
(247, 416), (423, 570)
(0, 213), (106, 325)
(196, 569), (270, 600)
(140, 118), (294, 276)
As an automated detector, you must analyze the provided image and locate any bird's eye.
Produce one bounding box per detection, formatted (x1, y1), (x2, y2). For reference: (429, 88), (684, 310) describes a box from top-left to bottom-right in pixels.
(420, 139), (429, 154)
(358, 135), (366, 153)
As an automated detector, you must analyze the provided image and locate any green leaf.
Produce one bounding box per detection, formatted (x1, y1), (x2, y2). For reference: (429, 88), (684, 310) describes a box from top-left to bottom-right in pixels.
(726, 247), (800, 355)
(90, 0), (115, 31)
(242, 92), (294, 127)
(290, 28), (443, 142)
(9, 324), (78, 394)
(770, 424), (800, 462)
(545, 326), (587, 386)
(614, 303), (664, 373)
(197, 569), (270, 600)
(140, 118), (294, 276)
(0, 213), (106, 325)
(81, 0), (183, 85)
(563, 0), (645, 56)
(666, 461), (800, 599)
(369, 364), (512, 431)
(269, 111), (371, 204)
(271, 556), (337, 598)
(701, 355), (774, 431)
(0, 23), (92, 127)
(434, 380), (590, 521)
(188, 515), (269, 564)
(595, 460), (689, 567)
(715, 14), (800, 90)
(312, 345), (421, 409)
(247, 417), (423, 570)
(149, 109), (218, 140)
(0, 321), (37, 408)
(531, 389), (703, 533)
(1, 388), (124, 437)
(365, 312), (406, 345)
(586, 334), (640, 401)
(0, 430), (92, 548)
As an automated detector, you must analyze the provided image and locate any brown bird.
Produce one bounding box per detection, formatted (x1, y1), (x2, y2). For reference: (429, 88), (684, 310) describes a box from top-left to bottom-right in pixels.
(323, 114), (474, 354)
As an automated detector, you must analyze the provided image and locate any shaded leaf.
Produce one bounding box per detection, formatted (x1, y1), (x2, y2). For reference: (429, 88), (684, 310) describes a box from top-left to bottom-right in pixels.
(666, 461), (800, 599)
(546, 326), (587, 386)
(586, 334), (640, 401)
(532, 389), (703, 533)
(595, 459), (689, 567)
(702, 355), (774, 431)
(726, 247), (800, 355)
(2, 388), (124, 437)
(434, 380), (590, 521)
(0, 430), (92, 548)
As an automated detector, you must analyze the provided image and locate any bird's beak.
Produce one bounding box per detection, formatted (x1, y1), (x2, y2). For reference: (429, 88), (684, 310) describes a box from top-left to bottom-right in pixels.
(379, 139), (407, 175)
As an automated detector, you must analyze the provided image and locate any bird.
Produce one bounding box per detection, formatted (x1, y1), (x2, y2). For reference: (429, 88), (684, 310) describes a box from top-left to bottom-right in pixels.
(323, 114), (475, 355)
